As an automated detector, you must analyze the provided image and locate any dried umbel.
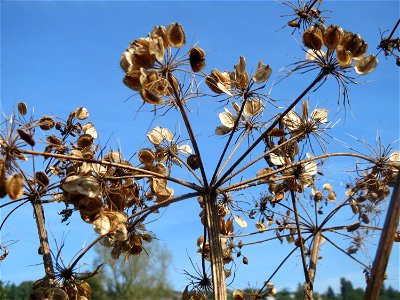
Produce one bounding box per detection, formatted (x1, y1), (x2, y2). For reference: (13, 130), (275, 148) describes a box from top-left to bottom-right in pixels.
(6, 174), (24, 200)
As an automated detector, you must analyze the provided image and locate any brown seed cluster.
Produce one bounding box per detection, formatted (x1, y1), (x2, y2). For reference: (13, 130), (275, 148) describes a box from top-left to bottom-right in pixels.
(302, 24), (378, 75)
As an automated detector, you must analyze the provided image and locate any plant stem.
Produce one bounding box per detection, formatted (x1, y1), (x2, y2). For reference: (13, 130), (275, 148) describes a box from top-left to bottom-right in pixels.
(32, 196), (54, 282)
(204, 192), (226, 300)
(364, 173), (400, 300)
(306, 231), (322, 300)
(290, 190), (311, 290)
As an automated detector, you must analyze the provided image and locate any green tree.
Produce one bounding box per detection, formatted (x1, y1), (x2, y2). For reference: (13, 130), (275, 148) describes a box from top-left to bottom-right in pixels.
(322, 286), (337, 300)
(91, 240), (174, 300)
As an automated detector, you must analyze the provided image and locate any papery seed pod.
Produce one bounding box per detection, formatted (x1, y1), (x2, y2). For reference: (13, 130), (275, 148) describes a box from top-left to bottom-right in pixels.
(151, 25), (169, 48)
(360, 213), (370, 224)
(166, 22), (186, 48)
(252, 60), (272, 83)
(244, 98), (263, 116)
(314, 191), (323, 202)
(77, 281), (91, 298)
(396, 57), (400, 67)
(82, 122), (97, 139)
(327, 191), (337, 202)
(140, 88), (165, 105)
(303, 27), (324, 50)
(197, 235), (205, 247)
(93, 214), (111, 234)
(336, 45), (353, 68)
(6, 174), (24, 200)
(341, 32), (368, 59)
(138, 148), (155, 166)
(324, 25), (344, 49)
(232, 289), (245, 300)
(350, 200), (359, 214)
(38, 116), (55, 130)
(123, 73), (142, 91)
(323, 183), (333, 192)
(17, 102), (28, 115)
(347, 221), (361, 232)
(242, 256), (249, 265)
(354, 54), (378, 75)
(189, 47), (206, 72)
(187, 154), (200, 170)
(79, 196), (102, 219)
(17, 129), (35, 147)
(77, 134), (94, 149)
(75, 107), (89, 120)
(149, 34), (165, 62)
(35, 171), (49, 187)
(288, 20), (299, 28)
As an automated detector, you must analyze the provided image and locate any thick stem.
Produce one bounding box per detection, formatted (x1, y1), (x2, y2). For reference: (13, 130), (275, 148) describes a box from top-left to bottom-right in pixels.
(364, 173), (400, 300)
(306, 231), (322, 300)
(32, 197), (54, 281)
(204, 193), (226, 300)
(290, 191), (311, 290)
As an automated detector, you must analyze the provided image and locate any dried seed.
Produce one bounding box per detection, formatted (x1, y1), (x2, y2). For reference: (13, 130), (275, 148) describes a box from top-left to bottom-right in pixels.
(189, 47), (206, 72)
(17, 102), (28, 115)
(38, 116), (55, 130)
(17, 129), (35, 147)
(187, 154), (200, 170)
(323, 25), (344, 49)
(166, 22), (186, 48)
(35, 171), (49, 186)
(354, 54), (378, 75)
(303, 27), (324, 50)
(6, 174), (24, 200)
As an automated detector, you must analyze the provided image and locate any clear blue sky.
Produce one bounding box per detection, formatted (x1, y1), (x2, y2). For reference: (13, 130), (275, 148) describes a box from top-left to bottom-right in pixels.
(1, 0), (399, 295)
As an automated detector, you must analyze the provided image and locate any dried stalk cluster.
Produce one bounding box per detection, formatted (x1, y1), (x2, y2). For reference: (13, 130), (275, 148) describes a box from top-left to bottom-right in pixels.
(1, 1), (399, 300)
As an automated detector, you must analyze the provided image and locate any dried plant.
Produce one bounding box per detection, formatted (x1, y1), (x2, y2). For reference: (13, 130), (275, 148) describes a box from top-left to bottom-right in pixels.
(1, 2), (399, 300)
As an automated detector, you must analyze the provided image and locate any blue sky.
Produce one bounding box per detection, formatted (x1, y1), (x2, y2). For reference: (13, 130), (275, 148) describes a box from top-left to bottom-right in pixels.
(1, 0), (399, 295)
